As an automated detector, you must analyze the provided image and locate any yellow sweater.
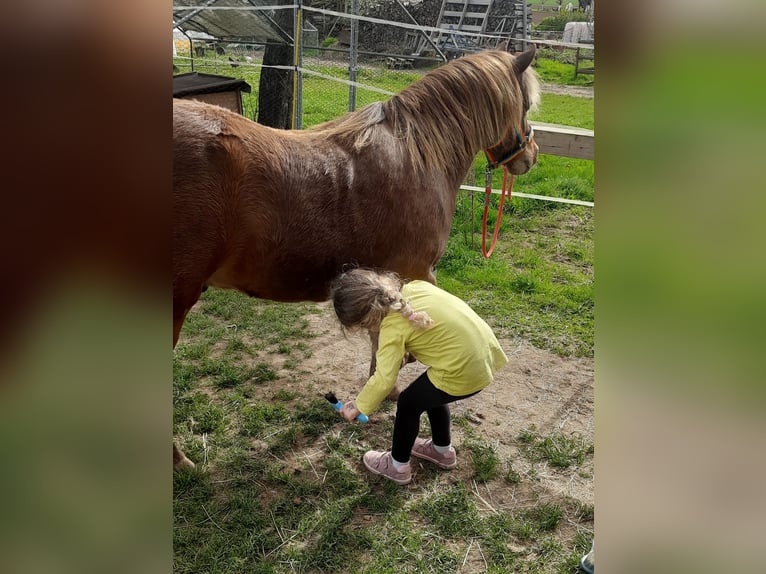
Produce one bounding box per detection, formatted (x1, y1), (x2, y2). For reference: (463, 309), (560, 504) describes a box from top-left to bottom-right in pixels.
(355, 281), (508, 415)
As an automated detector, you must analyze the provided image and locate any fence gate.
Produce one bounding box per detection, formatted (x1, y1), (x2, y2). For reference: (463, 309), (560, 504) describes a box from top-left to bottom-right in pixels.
(421, 0), (494, 57)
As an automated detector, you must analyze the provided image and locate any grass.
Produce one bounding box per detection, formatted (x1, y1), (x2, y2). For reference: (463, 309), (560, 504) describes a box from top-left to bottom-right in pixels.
(174, 53), (593, 573)
(517, 428), (595, 469)
(534, 55), (595, 87)
(174, 291), (594, 572)
(438, 202), (593, 357)
(530, 93), (594, 129)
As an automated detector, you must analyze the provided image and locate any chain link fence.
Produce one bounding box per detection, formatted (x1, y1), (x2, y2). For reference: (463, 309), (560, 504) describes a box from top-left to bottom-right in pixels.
(173, 1), (593, 126)
(172, 0), (559, 128)
(174, 10), (436, 126)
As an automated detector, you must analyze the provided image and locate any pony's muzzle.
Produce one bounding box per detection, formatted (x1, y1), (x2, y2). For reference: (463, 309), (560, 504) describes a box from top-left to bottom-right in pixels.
(508, 142), (538, 175)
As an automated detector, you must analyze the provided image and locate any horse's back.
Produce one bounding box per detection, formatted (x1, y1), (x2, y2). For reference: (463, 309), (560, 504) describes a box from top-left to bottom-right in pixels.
(172, 98), (449, 306)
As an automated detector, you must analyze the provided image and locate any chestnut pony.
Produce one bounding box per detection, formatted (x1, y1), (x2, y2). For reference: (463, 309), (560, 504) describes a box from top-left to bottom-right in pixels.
(173, 45), (540, 468)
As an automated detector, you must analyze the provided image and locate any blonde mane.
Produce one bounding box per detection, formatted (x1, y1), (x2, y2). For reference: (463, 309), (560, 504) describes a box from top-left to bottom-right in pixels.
(314, 50), (540, 182)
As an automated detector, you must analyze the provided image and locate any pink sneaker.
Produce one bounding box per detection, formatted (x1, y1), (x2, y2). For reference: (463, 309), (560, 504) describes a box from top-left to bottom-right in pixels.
(411, 438), (457, 469)
(362, 451), (412, 485)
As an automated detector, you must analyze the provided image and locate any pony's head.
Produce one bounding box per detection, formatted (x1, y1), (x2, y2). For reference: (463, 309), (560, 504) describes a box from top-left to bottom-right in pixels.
(484, 44), (540, 175)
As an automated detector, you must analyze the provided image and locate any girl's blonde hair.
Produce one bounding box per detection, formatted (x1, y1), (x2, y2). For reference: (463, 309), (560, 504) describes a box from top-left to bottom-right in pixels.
(332, 268), (434, 332)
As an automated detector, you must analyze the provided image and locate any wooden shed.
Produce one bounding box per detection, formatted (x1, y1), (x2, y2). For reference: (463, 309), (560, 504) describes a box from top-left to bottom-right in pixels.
(172, 72), (252, 115)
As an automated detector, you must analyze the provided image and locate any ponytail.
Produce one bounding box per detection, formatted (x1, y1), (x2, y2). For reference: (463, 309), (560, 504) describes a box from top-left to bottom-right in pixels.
(390, 295), (433, 330)
(332, 268), (434, 331)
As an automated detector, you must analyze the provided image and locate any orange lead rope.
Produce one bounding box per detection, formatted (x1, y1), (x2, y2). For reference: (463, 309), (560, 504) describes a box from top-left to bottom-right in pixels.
(482, 166), (514, 258)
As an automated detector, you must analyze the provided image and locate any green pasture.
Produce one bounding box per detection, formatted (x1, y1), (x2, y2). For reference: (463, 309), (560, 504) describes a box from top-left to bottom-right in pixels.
(174, 53), (593, 573)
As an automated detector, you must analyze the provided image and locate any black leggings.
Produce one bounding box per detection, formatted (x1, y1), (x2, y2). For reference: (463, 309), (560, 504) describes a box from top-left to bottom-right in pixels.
(391, 370), (479, 463)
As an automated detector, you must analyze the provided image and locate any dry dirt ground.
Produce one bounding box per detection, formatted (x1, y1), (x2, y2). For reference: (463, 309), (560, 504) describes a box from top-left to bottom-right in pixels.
(275, 303), (594, 508)
(541, 83), (594, 98)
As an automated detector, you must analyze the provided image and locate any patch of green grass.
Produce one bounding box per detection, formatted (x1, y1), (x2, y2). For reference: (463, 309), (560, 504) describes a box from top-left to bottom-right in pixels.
(195, 356), (260, 389)
(465, 438), (500, 482)
(416, 482), (483, 538)
(239, 403), (289, 436)
(512, 156), (594, 203)
(267, 427), (298, 456)
(180, 291), (316, 349)
(530, 93), (594, 129)
(481, 513), (523, 567)
(175, 340), (213, 362)
(525, 503), (564, 532)
(282, 357), (299, 370)
(358, 480), (406, 514)
(535, 536), (564, 561)
(272, 389), (297, 401)
(225, 336), (248, 354)
(517, 429), (594, 469)
(534, 56), (594, 86)
(294, 398), (343, 437)
(173, 466), (213, 505)
(575, 501), (594, 522)
(250, 362), (277, 384)
(324, 426), (363, 458)
(173, 391), (226, 434)
(287, 497), (369, 571)
(504, 461), (522, 484)
(362, 510), (460, 573)
(324, 454), (366, 497)
(178, 309), (223, 339)
(173, 354), (196, 396)
(511, 518), (538, 541)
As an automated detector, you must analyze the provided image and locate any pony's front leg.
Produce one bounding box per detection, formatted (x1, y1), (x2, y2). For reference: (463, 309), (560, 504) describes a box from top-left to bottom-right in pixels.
(368, 328), (402, 401)
(368, 328), (377, 377)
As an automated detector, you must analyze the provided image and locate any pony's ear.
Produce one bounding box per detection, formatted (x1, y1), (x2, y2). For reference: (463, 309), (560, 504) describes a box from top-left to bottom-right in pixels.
(512, 44), (536, 75)
(496, 40), (508, 52)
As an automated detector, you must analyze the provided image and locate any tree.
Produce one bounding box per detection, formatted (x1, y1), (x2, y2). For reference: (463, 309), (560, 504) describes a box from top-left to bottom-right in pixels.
(257, 9), (294, 129)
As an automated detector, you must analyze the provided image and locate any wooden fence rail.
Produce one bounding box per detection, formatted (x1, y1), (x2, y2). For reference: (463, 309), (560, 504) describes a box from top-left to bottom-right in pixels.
(531, 121), (593, 160)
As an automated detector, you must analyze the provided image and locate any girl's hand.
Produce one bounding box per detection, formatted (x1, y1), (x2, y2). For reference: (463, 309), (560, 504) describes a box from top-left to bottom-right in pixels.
(340, 400), (361, 422)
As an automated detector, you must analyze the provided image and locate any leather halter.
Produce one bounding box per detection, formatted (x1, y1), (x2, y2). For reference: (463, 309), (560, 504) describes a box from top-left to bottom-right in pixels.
(484, 122), (534, 169)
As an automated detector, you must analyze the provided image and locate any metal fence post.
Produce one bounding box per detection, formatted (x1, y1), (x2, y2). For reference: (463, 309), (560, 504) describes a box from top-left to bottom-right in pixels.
(293, 0), (304, 129)
(522, 1), (528, 50)
(348, 0), (359, 112)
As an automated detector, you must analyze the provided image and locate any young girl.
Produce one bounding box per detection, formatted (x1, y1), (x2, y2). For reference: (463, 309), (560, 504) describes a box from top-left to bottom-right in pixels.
(332, 268), (508, 485)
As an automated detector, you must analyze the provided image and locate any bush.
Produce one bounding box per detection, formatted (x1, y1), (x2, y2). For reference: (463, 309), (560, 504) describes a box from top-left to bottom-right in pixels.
(321, 36), (337, 47)
(535, 13), (591, 32)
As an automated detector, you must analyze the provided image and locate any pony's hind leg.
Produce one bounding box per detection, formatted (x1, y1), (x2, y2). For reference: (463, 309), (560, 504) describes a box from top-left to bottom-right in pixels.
(368, 328), (379, 377)
(174, 443), (195, 470)
(173, 286), (205, 469)
(173, 311), (196, 470)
